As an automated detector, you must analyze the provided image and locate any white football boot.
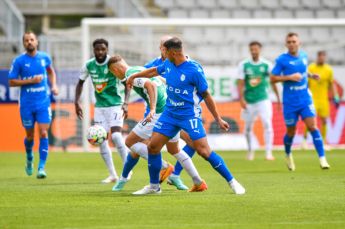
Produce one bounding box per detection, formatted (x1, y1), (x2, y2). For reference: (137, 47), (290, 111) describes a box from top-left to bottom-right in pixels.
(319, 157), (330, 169)
(101, 175), (118, 184)
(229, 179), (246, 195)
(132, 185), (161, 195)
(286, 153), (296, 171)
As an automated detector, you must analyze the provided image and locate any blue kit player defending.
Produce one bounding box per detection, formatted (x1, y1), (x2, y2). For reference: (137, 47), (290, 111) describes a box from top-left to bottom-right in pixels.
(144, 35), (197, 190)
(8, 31), (59, 178)
(271, 32), (330, 171)
(128, 37), (245, 195)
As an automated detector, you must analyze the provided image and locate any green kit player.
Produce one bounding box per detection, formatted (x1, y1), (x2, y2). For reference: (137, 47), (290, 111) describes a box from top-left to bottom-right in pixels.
(75, 39), (129, 183)
(237, 41), (280, 161)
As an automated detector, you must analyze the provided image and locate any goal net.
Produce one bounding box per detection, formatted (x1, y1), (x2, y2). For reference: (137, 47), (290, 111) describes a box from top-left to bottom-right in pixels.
(51, 18), (345, 152)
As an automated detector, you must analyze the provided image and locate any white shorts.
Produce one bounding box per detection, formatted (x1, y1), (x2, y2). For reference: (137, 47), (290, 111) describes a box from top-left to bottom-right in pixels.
(241, 99), (272, 124)
(94, 106), (124, 132)
(132, 113), (180, 142)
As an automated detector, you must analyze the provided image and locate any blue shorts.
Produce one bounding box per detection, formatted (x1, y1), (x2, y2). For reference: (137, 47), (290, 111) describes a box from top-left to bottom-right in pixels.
(283, 103), (316, 127)
(153, 111), (206, 141)
(20, 104), (52, 129)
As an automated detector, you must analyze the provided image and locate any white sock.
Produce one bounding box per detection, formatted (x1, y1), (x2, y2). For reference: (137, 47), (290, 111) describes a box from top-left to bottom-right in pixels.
(263, 120), (274, 157)
(245, 127), (253, 153)
(174, 151), (202, 185)
(111, 132), (128, 164)
(130, 142), (168, 169)
(100, 141), (117, 178)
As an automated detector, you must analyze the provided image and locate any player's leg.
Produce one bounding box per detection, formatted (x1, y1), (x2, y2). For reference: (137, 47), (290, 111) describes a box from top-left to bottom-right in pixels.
(20, 106), (35, 176)
(166, 138), (205, 191)
(183, 117), (245, 194)
(109, 106), (129, 164)
(319, 100), (330, 150)
(242, 104), (256, 160)
(303, 115), (330, 169)
(259, 100), (274, 160)
(132, 132), (170, 195)
(171, 130), (195, 176)
(35, 105), (52, 179)
(94, 108), (118, 183)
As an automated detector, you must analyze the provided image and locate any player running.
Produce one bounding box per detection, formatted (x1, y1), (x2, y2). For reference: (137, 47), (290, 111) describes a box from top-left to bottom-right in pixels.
(237, 41), (280, 161)
(302, 51), (340, 150)
(8, 31), (59, 179)
(74, 39), (129, 183)
(107, 55), (206, 192)
(127, 37), (246, 195)
(144, 35), (196, 190)
(270, 32), (330, 171)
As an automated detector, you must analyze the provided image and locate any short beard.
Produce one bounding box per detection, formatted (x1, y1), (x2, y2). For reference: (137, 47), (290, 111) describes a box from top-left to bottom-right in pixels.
(96, 56), (106, 64)
(26, 46), (36, 53)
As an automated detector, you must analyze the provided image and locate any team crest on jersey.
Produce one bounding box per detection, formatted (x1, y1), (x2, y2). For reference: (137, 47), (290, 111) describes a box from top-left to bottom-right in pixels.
(245, 69), (254, 75)
(180, 74), (186, 81)
(104, 68), (109, 74)
(303, 58), (307, 66)
(95, 83), (107, 93)
(41, 59), (46, 67)
(260, 66), (265, 72)
(249, 77), (261, 87)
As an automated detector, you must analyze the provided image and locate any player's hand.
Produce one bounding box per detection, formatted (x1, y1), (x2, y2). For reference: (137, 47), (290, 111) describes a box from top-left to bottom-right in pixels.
(31, 75), (43, 84)
(126, 77), (134, 89)
(309, 73), (320, 80)
(51, 85), (59, 96)
(122, 103), (128, 119)
(145, 111), (155, 122)
(240, 98), (247, 109)
(289, 73), (303, 82)
(217, 117), (230, 132)
(75, 102), (83, 120)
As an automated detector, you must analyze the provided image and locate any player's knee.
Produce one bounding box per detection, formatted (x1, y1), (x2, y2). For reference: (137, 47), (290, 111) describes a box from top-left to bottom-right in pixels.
(39, 130), (48, 138)
(125, 138), (133, 148)
(307, 125), (317, 132)
(194, 145), (210, 159)
(130, 152), (140, 159)
(147, 142), (160, 154)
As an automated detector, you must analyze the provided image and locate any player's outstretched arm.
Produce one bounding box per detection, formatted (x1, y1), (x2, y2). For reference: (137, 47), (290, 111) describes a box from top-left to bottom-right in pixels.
(126, 67), (158, 88)
(74, 79), (84, 120)
(47, 66), (59, 95)
(143, 81), (157, 122)
(202, 90), (229, 131)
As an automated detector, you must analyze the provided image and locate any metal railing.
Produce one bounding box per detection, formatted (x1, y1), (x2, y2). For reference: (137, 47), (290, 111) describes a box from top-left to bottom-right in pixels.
(0, 0), (25, 40)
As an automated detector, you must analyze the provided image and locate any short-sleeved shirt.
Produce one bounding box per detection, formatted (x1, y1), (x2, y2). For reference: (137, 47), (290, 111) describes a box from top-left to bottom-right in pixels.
(125, 66), (167, 114)
(308, 63), (333, 102)
(79, 56), (123, 107)
(156, 59), (208, 119)
(271, 51), (312, 108)
(144, 56), (166, 78)
(238, 57), (273, 104)
(8, 51), (52, 106)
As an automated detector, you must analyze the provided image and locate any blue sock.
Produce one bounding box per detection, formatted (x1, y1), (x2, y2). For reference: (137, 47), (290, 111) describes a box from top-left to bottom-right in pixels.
(148, 153), (162, 185)
(284, 134), (294, 156)
(173, 145), (195, 176)
(207, 152), (233, 182)
(311, 130), (325, 157)
(122, 154), (139, 178)
(38, 138), (49, 170)
(24, 138), (34, 162)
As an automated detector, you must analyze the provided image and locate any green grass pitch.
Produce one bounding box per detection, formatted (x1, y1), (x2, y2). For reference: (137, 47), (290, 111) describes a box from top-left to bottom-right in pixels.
(0, 150), (344, 229)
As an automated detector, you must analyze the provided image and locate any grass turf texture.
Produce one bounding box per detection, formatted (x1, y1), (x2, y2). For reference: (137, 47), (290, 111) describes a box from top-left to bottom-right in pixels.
(0, 150), (344, 229)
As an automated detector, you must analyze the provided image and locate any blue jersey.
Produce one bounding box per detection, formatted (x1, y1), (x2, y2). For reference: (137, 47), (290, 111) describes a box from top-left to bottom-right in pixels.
(8, 51), (52, 107)
(271, 51), (312, 108)
(144, 56), (166, 77)
(156, 59), (208, 119)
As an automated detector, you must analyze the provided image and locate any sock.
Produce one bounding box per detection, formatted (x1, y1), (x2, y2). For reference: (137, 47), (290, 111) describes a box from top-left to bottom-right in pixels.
(263, 120), (273, 157)
(284, 134), (294, 156)
(207, 152), (233, 182)
(173, 151), (202, 185)
(173, 145), (195, 176)
(321, 123), (327, 142)
(111, 132), (128, 164)
(148, 153), (162, 186)
(244, 122), (253, 153)
(122, 153), (139, 179)
(38, 138), (48, 170)
(130, 142), (168, 169)
(24, 138), (34, 162)
(311, 130), (325, 157)
(100, 141), (117, 178)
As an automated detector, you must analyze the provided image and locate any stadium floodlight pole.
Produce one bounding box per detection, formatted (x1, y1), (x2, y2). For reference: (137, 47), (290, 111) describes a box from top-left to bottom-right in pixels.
(81, 20), (91, 152)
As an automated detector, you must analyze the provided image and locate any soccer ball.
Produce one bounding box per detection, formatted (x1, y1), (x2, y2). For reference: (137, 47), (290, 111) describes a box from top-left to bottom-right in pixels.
(87, 125), (107, 146)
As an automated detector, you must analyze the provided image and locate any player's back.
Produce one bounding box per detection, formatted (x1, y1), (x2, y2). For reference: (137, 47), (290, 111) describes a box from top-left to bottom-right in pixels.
(272, 51), (312, 107)
(8, 51), (51, 106)
(160, 59), (208, 119)
(308, 63), (333, 102)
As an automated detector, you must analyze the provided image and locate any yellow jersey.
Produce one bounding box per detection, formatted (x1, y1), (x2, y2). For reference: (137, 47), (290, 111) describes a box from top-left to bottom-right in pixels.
(308, 63), (334, 102)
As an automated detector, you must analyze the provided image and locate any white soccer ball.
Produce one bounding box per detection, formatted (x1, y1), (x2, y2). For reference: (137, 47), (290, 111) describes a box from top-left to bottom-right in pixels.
(87, 125), (107, 146)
